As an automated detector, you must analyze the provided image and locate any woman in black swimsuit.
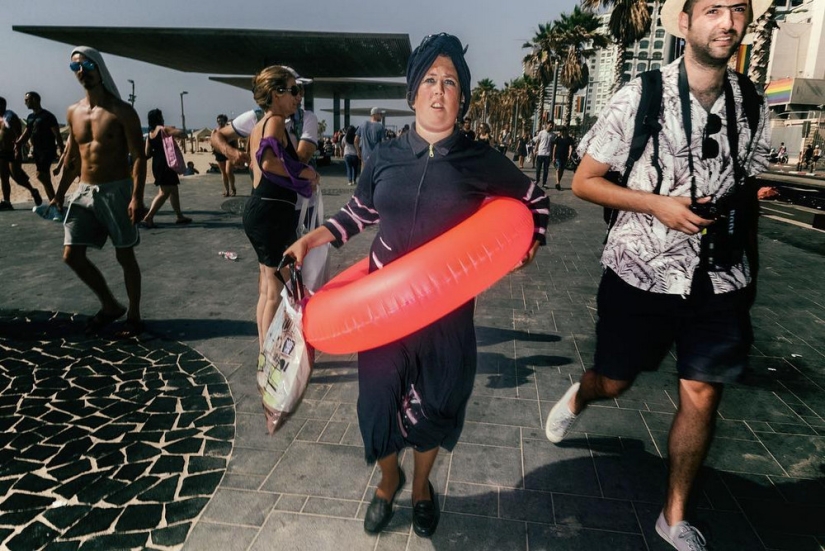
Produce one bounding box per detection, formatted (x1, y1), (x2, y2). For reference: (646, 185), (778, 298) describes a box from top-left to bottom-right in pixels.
(242, 66), (319, 355)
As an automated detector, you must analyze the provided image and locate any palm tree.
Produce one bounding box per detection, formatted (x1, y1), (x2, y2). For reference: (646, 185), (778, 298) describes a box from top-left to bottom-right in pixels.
(470, 78), (497, 123)
(522, 23), (561, 126)
(552, 6), (609, 127)
(747, 3), (777, 87)
(581, 0), (652, 94)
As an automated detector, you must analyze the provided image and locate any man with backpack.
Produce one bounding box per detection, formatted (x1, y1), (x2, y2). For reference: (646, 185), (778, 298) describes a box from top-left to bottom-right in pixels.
(543, 1), (771, 549)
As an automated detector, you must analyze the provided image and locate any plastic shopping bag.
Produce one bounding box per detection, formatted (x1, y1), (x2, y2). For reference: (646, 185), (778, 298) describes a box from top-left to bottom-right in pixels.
(257, 265), (314, 435)
(296, 189), (331, 293)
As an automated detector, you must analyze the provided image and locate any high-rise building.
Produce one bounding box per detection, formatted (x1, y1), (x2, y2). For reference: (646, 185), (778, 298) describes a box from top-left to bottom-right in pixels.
(586, 1), (676, 117)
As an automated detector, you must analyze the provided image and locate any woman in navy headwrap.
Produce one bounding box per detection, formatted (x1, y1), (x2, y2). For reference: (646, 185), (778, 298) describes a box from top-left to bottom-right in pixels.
(286, 33), (549, 537)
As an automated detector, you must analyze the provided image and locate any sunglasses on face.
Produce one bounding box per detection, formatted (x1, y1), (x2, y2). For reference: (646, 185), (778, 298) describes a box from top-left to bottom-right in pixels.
(69, 60), (97, 72)
(276, 85), (302, 97)
(702, 114), (722, 160)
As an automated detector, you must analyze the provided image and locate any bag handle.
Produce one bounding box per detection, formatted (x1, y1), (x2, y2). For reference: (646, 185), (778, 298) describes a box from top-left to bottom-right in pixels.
(276, 256), (305, 302)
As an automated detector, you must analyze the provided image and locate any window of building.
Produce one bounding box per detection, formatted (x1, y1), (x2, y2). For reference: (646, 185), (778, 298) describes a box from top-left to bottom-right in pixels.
(655, 29), (665, 38)
(623, 62), (632, 71)
(637, 62), (646, 72)
(639, 52), (648, 60)
(640, 40), (649, 49)
(651, 62), (661, 70)
(654, 40), (663, 50)
(652, 52), (663, 60)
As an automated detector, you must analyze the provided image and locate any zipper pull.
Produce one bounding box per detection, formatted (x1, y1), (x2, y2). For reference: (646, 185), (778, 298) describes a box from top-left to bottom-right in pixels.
(429, 144), (434, 158)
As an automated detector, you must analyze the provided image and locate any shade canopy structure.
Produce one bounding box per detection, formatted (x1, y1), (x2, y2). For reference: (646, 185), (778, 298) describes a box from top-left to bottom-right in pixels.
(12, 26), (411, 79)
(209, 76), (407, 101)
(13, 25), (413, 132)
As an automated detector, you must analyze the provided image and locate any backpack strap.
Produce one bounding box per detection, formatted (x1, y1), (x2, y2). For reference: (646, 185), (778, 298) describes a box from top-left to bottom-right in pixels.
(735, 72), (762, 136)
(605, 70), (664, 232)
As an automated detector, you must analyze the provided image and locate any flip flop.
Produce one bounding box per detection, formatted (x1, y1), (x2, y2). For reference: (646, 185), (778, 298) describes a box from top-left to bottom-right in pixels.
(140, 219), (157, 229)
(175, 217), (193, 224)
(85, 306), (127, 334)
(115, 319), (145, 339)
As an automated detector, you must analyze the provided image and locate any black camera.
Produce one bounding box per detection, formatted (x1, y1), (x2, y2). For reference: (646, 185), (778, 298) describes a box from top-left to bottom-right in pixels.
(689, 201), (720, 220)
(694, 193), (750, 271)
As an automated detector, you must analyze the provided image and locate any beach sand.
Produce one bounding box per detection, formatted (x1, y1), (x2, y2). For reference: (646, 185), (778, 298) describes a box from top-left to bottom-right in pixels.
(4, 151), (225, 207)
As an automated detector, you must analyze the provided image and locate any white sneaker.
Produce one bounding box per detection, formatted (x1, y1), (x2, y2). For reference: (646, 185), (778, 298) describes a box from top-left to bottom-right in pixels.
(655, 511), (708, 551)
(545, 382), (580, 443)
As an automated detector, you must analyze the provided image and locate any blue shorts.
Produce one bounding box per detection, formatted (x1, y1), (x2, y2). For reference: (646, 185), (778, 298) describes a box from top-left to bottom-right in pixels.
(593, 269), (753, 384)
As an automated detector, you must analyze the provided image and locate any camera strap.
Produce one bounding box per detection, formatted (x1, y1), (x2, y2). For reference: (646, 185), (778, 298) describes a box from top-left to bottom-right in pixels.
(677, 59), (743, 204)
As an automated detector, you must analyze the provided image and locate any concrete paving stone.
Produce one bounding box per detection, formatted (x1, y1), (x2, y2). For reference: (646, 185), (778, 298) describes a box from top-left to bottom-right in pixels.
(273, 494), (308, 512)
(180, 521), (258, 551)
(591, 445), (668, 503)
(318, 421), (349, 444)
(218, 473), (267, 491)
(260, 442), (371, 499)
(553, 493), (640, 533)
(249, 512), (378, 551)
(226, 446), (284, 476)
(770, 475), (825, 507)
(234, 411), (305, 451)
(295, 419), (327, 442)
(716, 387), (805, 424)
(568, 405), (652, 440)
(407, 512), (526, 551)
(374, 531), (411, 550)
(522, 438), (601, 496)
(458, 421), (521, 449)
(449, 442), (524, 488)
(340, 424), (366, 448)
(527, 523), (646, 551)
(498, 488), (554, 524)
(443, 481), (499, 517)
(465, 395), (541, 428)
(755, 432), (825, 478)
(201, 488), (279, 526)
(301, 496), (359, 517)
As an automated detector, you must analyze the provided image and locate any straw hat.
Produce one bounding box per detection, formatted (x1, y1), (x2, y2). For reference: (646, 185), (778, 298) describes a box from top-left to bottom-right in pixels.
(661, 0), (772, 38)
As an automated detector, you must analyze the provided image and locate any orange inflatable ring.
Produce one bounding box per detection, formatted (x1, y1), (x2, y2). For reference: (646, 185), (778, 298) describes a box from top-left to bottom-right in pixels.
(303, 197), (535, 354)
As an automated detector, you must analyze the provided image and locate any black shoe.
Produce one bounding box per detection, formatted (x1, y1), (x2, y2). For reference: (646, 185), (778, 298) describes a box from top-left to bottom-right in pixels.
(31, 189), (43, 206)
(412, 481), (440, 538)
(555, 184), (562, 191)
(364, 467), (406, 534)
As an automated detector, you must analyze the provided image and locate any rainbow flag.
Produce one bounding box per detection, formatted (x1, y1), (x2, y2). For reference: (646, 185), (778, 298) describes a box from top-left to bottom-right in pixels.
(735, 43), (751, 74)
(765, 78), (794, 106)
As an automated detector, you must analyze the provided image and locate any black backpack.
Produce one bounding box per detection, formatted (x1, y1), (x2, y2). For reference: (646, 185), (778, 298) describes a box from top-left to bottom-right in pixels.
(603, 69), (763, 231)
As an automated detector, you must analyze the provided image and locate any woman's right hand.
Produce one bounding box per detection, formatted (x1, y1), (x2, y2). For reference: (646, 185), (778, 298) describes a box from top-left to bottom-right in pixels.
(283, 237), (310, 267)
(284, 226), (336, 267)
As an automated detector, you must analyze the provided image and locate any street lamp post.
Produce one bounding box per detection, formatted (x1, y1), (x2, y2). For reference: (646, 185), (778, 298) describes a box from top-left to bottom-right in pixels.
(179, 90), (189, 154)
(127, 79), (136, 107)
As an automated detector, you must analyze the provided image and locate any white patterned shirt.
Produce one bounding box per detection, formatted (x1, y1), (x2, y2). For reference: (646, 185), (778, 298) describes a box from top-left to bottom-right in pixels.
(578, 58), (770, 296)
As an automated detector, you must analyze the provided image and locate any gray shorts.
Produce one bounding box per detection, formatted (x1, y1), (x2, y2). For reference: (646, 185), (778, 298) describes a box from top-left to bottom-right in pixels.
(63, 178), (139, 249)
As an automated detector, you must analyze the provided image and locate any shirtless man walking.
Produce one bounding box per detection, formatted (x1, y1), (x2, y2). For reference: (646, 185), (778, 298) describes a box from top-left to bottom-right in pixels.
(51, 46), (146, 336)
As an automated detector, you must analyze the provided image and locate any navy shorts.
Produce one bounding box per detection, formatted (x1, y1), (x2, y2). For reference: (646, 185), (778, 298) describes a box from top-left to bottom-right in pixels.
(593, 269), (753, 384)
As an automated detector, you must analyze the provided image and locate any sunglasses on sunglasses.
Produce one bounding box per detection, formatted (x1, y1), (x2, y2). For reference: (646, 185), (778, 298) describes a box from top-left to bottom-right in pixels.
(69, 60), (97, 72)
(701, 113), (722, 160)
(276, 85), (302, 97)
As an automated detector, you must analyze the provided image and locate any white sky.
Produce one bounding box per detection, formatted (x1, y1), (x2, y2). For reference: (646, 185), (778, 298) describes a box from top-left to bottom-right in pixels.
(2, 0), (580, 133)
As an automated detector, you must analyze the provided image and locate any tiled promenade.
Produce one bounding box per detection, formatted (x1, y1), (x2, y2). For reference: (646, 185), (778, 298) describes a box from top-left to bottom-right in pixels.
(0, 160), (823, 550)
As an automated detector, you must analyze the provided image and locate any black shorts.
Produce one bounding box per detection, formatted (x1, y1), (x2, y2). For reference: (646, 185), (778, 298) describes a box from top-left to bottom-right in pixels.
(242, 195), (299, 267)
(33, 151), (57, 173)
(593, 269), (752, 384)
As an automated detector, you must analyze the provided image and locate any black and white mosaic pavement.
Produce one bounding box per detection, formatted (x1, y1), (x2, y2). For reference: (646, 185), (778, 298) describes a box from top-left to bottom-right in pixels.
(0, 310), (234, 550)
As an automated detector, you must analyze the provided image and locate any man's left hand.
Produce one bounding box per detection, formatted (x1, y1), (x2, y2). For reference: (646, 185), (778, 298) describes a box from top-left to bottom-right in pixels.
(128, 198), (144, 225)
